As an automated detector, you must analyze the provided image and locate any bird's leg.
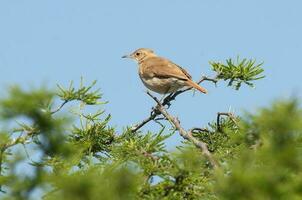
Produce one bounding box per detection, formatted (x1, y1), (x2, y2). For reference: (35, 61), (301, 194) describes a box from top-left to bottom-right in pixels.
(162, 93), (174, 108)
(146, 90), (161, 116)
(159, 94), (168, 104)
(159, 87), (174, 108)
(151, 95), (169, 116)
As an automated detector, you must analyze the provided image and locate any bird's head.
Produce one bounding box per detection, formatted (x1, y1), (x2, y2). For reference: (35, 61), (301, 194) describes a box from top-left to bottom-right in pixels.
(122, 48), (156, 62)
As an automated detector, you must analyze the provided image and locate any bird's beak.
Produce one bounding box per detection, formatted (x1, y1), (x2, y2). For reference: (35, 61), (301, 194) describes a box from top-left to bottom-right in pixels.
(122, 54), (131, 59)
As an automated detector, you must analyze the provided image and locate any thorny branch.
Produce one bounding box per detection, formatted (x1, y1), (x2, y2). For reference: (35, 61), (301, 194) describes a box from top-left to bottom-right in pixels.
(146, 91), (219, 169)
(131, 75), (218, 132)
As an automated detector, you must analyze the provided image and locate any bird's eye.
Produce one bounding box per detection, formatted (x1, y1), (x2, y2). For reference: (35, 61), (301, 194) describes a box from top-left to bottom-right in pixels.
(135, 52), (140, 56)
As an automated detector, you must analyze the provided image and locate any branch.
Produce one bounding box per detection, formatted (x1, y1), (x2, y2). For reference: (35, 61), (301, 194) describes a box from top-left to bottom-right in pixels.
(197, 75), (219, 85)
(50, 100), (68, 114)
(131, 75), (218, 132)
(162, 75), (219, 107)
(189, 127), (211, 134)
(1, 128), (37, 151)
(216, 112), (238, 132)
(146, 91), (219, 169)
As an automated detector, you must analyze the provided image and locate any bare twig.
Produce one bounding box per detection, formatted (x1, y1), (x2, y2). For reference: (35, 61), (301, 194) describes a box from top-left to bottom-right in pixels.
(50, 100), (68, 114)
(189, 127), (211, 134)
(153, 117), (166, 129)
(216, 112), (238, 132)
(146, 91), (219, 169)
(130, 112), (158, 132)
(197, 75), (218, 85)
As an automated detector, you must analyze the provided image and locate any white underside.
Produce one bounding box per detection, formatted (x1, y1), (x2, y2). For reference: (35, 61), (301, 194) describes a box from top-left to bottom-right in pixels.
(141, 77), (186, 94)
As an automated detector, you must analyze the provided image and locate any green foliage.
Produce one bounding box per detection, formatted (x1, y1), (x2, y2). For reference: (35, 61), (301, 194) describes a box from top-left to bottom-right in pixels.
(210, 57), (265, 89)
(56, 78), (102, 105)
(71, 113), (115, 158)
(46, 166), (142, 200)
(216, 99), (302, 200)
(0, 86), (53, 123)
(1, 63), (301, 199)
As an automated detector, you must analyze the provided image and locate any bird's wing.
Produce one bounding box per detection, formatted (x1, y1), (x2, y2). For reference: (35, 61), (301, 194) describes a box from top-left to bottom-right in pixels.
(142, 57), (192, 80)
(175, 64), (192, 80)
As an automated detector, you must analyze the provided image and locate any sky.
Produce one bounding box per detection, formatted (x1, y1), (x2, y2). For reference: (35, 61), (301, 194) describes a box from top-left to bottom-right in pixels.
(0, 0), (302, 148)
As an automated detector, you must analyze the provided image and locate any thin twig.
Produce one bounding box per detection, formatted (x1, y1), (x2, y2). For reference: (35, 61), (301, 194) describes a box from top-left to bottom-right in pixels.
(146, 91), (219, 169)
(216, 112), (238, 132)
(50, 100), (68, 114)
(2, 134), (29, 150)
(22, 143), (38, 165)
(130, 112), (158, 132)
(197, 75), (218, 85)
(189, 127), (211, 133)
(153, 117), (166, 129)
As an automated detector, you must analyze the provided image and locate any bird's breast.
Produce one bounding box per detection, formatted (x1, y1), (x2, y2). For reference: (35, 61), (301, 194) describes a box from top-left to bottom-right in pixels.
(138, 62), (186, 94)
(140, 76), (185, 94)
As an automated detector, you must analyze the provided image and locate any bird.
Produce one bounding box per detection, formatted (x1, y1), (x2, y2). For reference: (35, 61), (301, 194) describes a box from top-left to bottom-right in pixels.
(122, 48), (207, 95)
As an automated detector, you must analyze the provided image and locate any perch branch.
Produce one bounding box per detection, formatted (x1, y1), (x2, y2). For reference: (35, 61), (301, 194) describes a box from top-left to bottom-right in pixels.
(146, 91), (219, 169)
(131, 75), (218, 132)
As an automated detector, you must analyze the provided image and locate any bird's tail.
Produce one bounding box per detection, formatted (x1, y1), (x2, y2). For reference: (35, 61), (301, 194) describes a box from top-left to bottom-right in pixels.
(185, 80), (207, 94)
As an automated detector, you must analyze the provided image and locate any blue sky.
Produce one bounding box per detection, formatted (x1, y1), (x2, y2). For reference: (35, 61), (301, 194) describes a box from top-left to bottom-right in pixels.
(0, 0), (301, 147)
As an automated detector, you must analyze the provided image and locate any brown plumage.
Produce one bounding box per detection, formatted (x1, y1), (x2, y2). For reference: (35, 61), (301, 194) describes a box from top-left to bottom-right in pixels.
(122, 48), (207, 94)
